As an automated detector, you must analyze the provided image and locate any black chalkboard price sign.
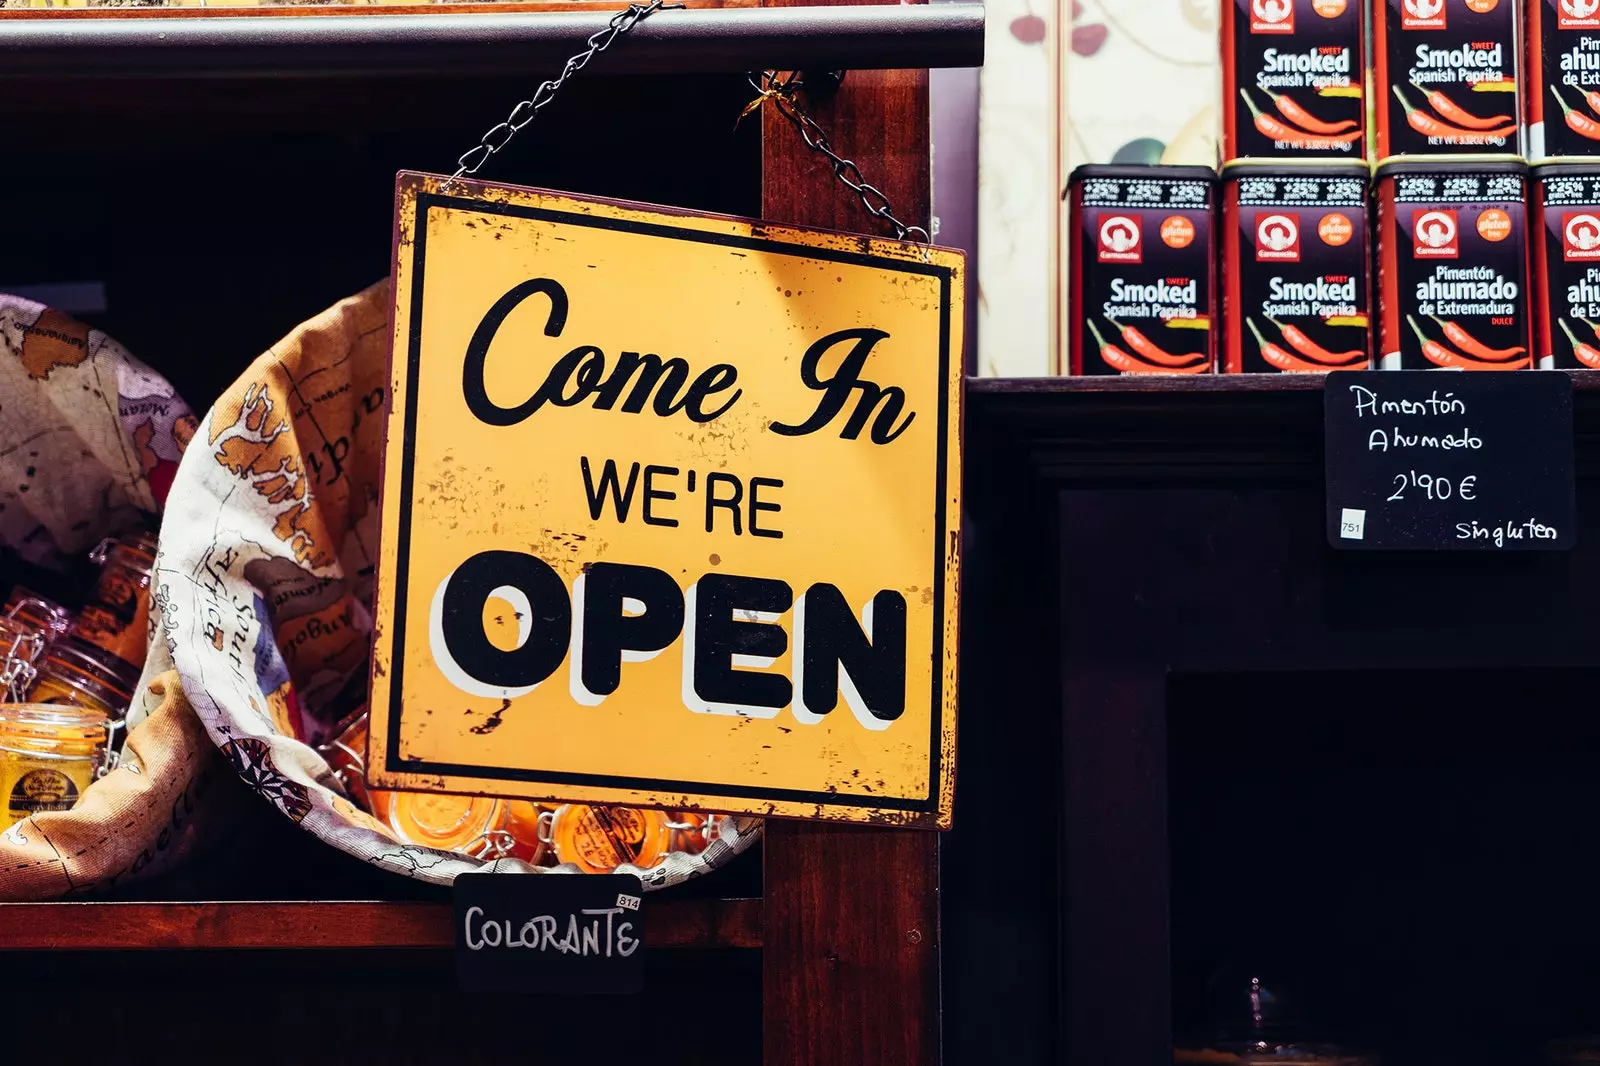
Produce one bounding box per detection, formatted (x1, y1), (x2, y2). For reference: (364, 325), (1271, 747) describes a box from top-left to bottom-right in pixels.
(1324, 371), (1576, 551)
(454, 872), (646, 995)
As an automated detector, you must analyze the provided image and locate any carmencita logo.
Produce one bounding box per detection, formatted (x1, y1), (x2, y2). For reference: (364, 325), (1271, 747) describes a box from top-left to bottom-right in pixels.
(1413, 208), (1459, 258)
(1562, 0), (1600, 28)
(1251, 0), (1295, 32)
(1402, 0), (1445, 30)
(1564, 212), (1600, 260)
(1255, 213), (1301, 261)
(1097, 214), (1143, 263)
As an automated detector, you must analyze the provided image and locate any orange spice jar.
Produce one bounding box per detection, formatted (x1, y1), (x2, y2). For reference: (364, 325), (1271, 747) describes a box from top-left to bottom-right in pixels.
(504, 801), (552, 865)
(545, 804), (671, 874)
(3, 589), (73, 639)
(28, 638), (138, 724)
(0, 703), (109, 830)
(0, 618), (48, 702)
(68, 531), (157, 672)
(388, 792), (510, 859)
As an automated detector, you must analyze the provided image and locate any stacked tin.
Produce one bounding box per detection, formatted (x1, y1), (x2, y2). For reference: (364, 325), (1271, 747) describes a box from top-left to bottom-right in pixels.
(1064, 0), (1600, 374)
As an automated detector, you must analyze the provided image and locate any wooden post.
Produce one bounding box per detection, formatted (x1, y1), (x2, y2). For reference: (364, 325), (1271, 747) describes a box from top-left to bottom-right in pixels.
(757, 7), (942, 1063)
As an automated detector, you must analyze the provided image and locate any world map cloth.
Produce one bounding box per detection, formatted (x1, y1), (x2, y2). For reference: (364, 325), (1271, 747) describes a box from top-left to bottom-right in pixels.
(143, 280), (759, 888)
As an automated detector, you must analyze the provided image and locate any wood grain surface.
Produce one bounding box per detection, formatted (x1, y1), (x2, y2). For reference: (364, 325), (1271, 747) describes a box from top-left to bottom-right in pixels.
(0, 897), (761, 950)
(0, 1), (747, 20)
(757, 6), (942, 1059)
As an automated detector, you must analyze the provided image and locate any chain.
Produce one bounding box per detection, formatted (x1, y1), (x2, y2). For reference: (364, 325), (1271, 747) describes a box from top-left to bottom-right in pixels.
(444, 0), (683, 189)
(746, 71), (930, 245)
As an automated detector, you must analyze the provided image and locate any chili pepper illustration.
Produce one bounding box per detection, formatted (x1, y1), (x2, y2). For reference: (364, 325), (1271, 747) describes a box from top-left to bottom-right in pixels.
(1560, 320), (1600, 369)
(1240, 90), (1364, 146)
(1247, 318), (1329, 373)
(1264, 316), (1366, 365)
(1581, 317), (1600, 341)
(1549, 87), (1600, 142)
(1455, 353), (1531, 370)
(1426, 315), (1526, 361)
(1089, 320), (1204, 374)
(1408, 315), (1469, 368)
(1586, 89), (1600, 116)
(1086, 320), (1151, 373)
(1105, 317), (1207, 367)
(1408, 316), (1529, 370)
(1392, 87), (1517, 142)
(1409, 81), (1512, 130)
(1261, 87), (1358, 134)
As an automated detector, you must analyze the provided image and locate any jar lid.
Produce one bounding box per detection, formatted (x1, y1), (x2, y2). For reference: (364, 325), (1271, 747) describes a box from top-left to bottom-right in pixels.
(551, 805), (668, 873)
(0, 702), (110, 750)
(42, 637), (139, 697)
(388, 792), (504, 853)
(92, 530), (157, 569)
(4, 590), (72, 635)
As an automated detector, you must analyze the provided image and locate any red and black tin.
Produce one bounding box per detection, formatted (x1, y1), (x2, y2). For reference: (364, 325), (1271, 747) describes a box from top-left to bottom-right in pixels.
(1528, 0), (1600, 157)
(1222, 161), (1371, 372)
(1065, 164), (1217, 376)
(1222, 0), (1366, 160)
(1374, 0), (1521, 157)
(1374, 155), (1531, 370)
(1531, 160), (1600, 368)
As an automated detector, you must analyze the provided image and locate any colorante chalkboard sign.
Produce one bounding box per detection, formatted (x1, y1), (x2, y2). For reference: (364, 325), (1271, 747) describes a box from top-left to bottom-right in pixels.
(454, 872), (645, 995)
(1323, 370), (1575, 551)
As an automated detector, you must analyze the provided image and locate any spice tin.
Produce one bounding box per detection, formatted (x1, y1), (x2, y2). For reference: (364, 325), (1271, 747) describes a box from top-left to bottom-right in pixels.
(1221, 0), (1366, 160)
(0, 703), (108, 830)
(1066, 165), (1218, 375)
(1528, 0), (1600, 156)
(1374, 156), (1532, 369)
(1375, 0), (1521, 156)
(1222, 161), (1372, 372)
(1531, 160), (1600, 366)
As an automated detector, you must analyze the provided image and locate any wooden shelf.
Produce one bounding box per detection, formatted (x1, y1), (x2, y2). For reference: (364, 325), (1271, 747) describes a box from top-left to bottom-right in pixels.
(0, 897), (761, 951)
(0, 3), (984, 80)
(967, 371), (1600, 483)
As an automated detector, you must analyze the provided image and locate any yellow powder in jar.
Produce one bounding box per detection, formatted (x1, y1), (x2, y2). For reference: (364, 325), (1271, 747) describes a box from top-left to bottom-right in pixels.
(0, 704), (108, 830)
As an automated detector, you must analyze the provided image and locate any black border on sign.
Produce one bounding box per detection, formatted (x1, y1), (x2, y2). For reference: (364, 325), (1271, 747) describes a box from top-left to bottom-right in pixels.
(383, 190), (954, 814)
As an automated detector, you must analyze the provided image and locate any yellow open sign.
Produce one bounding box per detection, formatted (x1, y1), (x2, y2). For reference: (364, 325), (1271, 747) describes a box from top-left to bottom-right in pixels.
(367, 173), (963, 828)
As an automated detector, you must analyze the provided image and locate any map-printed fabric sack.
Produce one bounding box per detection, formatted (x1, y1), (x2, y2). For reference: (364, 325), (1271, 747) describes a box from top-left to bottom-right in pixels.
(0, 295), (195, 568)
(0, 672), (241, 899)
(144, 281), (760, 887)
(0, 297), (235, 899)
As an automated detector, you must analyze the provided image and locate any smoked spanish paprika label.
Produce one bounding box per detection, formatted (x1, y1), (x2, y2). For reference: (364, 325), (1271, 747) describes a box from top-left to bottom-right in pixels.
(1065, 165), (1216, 375)
(369, 173), (963, 828)
(1531, 162), (1600, 368)
(1222, 0), (1366, 159)
(1528, 0), (1600, 156)
(1222, 162), (1371, 372)
(1374, 157), (1532, 370)
(1375, 0), (1521, 156)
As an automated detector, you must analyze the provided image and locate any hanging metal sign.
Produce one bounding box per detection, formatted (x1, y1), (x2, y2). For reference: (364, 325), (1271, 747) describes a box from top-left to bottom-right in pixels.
(367, 173), (963, 828)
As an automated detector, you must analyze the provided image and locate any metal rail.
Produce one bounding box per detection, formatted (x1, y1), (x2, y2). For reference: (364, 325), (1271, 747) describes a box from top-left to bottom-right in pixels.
(0, 4), (984, 79)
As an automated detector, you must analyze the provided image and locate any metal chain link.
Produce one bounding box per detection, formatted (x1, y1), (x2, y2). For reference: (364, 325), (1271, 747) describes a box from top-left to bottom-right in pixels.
(747, 70), (930, 245)
(439, 6), (926, 246)
(444, 0), (683, 189)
